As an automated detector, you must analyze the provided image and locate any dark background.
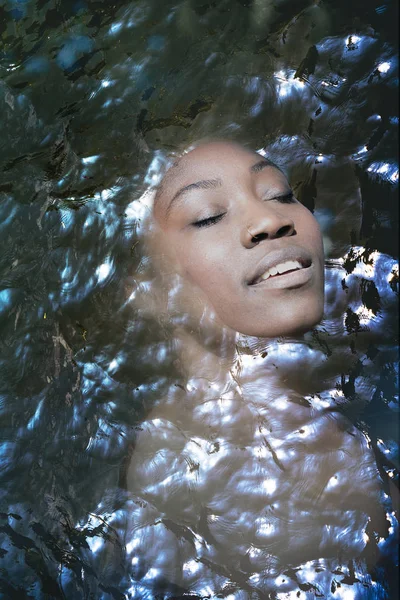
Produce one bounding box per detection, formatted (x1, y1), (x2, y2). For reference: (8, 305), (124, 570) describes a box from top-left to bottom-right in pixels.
(0, 1), (398, 598)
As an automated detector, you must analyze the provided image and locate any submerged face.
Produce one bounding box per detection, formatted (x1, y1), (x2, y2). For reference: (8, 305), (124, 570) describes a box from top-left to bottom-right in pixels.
(153, 141), (325, 338)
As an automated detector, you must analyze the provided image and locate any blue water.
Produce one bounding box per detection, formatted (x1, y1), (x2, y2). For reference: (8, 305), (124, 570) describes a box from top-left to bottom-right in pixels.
(0, 1), (398, 598)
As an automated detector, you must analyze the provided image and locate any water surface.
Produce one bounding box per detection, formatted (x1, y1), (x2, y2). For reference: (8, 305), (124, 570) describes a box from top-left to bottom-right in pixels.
(0, 1), (398, 598)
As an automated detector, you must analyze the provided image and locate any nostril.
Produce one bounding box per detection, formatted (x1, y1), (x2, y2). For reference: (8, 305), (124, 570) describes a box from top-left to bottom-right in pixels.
(277, 225), (295, 238)
(251, 232), (268, 244)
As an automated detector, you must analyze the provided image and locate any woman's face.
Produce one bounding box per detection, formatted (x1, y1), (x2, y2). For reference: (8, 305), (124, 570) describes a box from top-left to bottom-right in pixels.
(153, 141), (325, 338)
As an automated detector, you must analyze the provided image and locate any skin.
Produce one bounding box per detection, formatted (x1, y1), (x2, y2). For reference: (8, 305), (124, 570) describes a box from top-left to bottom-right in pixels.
(153, 141), (325, 338)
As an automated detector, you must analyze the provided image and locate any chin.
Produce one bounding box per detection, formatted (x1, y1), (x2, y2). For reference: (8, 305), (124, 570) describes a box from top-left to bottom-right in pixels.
(233, 306), (324, 339)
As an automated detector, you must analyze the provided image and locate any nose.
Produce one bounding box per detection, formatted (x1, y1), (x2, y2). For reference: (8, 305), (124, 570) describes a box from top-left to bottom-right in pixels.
(241, 202), (296, 248)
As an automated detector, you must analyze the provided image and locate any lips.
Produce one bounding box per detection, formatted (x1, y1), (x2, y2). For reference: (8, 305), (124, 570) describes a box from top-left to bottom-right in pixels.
(247, 246), (313, 286)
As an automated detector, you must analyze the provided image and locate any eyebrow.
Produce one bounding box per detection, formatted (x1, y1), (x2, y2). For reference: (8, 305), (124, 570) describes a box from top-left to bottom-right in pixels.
(165, 179), (222, 217)
(165, 158), (277, 218)
(250, 159), (278, 173)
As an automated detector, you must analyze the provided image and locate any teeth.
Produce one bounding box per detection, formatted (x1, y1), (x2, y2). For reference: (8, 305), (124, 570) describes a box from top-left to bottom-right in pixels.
(269, 266), (278, 276)
(260, 260), (303, 281)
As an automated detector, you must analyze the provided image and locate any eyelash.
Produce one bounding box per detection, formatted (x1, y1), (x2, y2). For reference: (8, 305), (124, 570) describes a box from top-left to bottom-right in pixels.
(191, 192), (296, 228)
(275, 191), (296, 204)
(193, 213), (226, 228)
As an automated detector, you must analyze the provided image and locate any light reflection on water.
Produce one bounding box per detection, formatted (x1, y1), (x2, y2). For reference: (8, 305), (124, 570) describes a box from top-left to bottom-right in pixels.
(0, 0), (398, 598)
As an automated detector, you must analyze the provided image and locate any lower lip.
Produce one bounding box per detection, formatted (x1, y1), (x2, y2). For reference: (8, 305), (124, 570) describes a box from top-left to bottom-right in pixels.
(249, 265), (314, 290)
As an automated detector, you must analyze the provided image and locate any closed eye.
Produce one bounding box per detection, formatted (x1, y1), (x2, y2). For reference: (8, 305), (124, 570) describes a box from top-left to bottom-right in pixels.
(192, 213), (226, 228)
(271, 191), (296, 204)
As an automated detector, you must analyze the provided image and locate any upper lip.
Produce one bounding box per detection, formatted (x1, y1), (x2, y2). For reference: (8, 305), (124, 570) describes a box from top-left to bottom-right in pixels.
(247, 246), (313, 285)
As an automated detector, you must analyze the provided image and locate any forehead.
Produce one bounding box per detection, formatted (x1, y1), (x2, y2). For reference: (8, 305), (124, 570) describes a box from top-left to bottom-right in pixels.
(154, 142), (284, 218)
(165, 142), (260, 184)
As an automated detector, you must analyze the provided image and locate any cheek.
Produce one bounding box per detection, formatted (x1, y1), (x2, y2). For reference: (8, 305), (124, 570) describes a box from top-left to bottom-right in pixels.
(183, 256), (230, 293)
(177, 240), (234, 290)
(308, 215), (324, 245)
(299, 214), (324, 258)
